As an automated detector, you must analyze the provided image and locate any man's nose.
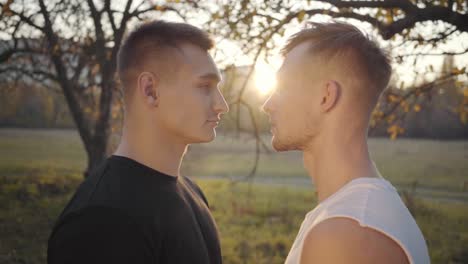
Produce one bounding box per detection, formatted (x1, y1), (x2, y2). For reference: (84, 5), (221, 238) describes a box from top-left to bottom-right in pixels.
(213, 89), (229, 115)
(261, 95), (275, 115)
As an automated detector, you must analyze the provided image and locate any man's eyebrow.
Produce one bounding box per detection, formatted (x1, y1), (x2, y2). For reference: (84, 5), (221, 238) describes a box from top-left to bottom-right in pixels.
(199, 72), (222, 83)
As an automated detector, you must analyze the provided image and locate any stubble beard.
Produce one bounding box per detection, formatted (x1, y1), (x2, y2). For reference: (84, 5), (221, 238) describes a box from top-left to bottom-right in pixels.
(272, 134), (307, 152)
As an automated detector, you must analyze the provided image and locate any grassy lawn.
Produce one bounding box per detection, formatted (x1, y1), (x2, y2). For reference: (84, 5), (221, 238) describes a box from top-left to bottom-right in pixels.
(0, 129), (85, 176)
(1, 128), (467, 263)
(2, 128), (467, 192)
(185, 133), (468, 192)
(0, 173), (467, 264)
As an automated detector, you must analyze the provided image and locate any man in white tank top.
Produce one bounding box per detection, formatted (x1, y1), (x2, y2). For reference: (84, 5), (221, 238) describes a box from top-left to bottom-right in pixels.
(262, 21), (430, 264)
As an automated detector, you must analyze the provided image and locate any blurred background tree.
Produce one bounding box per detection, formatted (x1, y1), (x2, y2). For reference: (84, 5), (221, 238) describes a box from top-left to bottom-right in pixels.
(0, 0), (202, 176)
(1, 0), (467, 177)
(206, 0), (467, 131)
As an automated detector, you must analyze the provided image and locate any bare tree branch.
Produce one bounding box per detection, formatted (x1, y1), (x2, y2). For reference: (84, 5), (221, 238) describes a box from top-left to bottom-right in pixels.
(316, 0), (417, 11)
(370, 71), (465, 135)
(38, 0), (93, 149)
(398, 47), (468, 57)
(129, 4), (183, 19)
(0, 3), (44, 31)
(0, 65), (58, 84)
(407, 27), (458, 43)
(104, 0), (117, 34)
(316, 0), (468, 39)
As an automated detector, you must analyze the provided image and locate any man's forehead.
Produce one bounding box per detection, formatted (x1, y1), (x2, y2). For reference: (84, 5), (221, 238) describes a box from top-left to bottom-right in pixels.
(179, 43), (221, 80)
(279, 42), (325, 75)
(281, 43), (312, 70)
(286, 42), (311, 60)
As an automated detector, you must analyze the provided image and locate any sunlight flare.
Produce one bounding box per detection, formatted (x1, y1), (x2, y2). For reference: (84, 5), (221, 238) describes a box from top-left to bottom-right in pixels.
(254, 61), (277, 95)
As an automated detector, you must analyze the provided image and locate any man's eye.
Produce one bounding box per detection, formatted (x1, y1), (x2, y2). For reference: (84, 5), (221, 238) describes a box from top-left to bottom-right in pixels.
(199, 84), (212, 93)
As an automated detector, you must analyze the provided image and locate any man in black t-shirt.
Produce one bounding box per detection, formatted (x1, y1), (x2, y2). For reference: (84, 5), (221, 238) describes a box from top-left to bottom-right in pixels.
(48, 20), (229, 264)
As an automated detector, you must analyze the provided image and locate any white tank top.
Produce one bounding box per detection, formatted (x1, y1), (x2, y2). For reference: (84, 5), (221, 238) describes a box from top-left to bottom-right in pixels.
(284, 177), (430, 264)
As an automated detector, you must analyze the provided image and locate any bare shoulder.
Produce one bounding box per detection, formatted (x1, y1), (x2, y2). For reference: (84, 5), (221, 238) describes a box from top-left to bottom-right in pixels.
(300, 217), (410, 264)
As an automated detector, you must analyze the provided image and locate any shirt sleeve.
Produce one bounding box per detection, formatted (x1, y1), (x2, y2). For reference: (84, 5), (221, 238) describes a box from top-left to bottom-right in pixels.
(48, 206), (155, 264)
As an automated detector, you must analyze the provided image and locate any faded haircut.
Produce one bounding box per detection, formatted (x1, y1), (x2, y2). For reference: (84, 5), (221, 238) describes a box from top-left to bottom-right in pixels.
(282, 21), (392, 100)
(117, 20), (214, 99)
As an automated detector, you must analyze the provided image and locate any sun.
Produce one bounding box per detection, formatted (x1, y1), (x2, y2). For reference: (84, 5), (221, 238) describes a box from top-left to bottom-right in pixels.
(254, 61), (277, 95)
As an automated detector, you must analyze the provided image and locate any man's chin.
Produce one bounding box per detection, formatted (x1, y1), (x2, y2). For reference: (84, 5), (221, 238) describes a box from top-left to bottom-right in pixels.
(271, 137), (290, 152)
(192, 130), (216, 144)
(271, 136), (302, 152)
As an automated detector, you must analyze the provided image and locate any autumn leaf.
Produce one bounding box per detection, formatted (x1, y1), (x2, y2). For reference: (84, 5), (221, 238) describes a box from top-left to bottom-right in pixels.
(84, 107), (92, 114)
(387, 94), (399, 102)
(297, 10), (306, 22)
(212, 12), (220, 19)
(463, 88), (468, 98)
(460, 111), (467, 125)
(1, 0), (14, 17)
(91, 64), (100, 75)
(454, 81), (465, 88)
(452, 67), (466, 75)
(400, 101), (409, 113)
(387, 125), (405, 140)
(52, 44), (61, 54)
(154, 5), (166, 11)
(385, 12), (393, 24)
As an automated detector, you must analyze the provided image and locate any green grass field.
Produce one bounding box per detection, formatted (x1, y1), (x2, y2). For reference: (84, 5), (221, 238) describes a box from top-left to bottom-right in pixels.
(1, 128), (468, 263)
(1, 128), (467, 192)
(1, 175), (467, 263)
(184, 133), (468, 192)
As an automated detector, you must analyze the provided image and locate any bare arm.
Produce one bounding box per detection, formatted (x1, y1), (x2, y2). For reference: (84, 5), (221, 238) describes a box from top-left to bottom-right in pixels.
(300, 217), (410, 264)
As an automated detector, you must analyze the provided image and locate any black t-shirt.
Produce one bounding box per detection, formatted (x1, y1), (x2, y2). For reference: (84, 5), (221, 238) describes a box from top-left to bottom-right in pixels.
(48, 155), (222, 264)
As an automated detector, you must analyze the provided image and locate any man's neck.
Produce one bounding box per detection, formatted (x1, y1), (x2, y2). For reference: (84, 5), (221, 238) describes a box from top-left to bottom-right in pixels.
(114, 123), (187, 178)
(303, 133), (377, 203)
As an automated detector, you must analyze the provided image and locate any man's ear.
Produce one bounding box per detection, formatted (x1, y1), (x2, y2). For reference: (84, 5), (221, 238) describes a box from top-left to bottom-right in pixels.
(137, 71), (160, 107)
(320, 80), (340, 112)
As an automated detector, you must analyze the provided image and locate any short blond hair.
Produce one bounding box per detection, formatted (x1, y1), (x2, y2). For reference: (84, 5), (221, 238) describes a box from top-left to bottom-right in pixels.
(282, 21), (391, 99)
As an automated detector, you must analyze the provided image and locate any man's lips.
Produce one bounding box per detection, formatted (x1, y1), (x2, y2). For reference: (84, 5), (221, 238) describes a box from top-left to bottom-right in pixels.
(207, 119), (220, 126)
(269, 119), (276, 127)
(269, 120), (276, 133)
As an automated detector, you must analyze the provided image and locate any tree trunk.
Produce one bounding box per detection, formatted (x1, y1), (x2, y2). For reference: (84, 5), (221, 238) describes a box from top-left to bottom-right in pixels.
(84, 136), (108, 178)
(83, 80), (114, 178)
